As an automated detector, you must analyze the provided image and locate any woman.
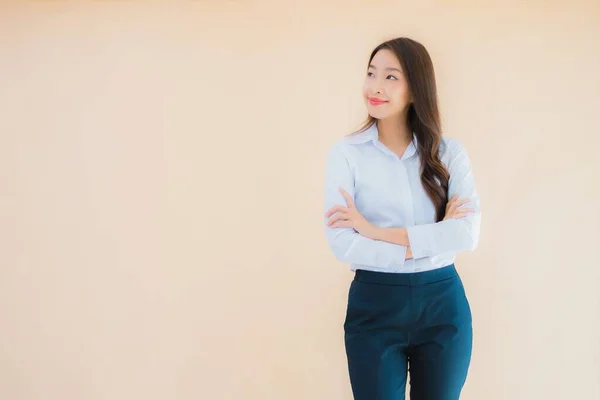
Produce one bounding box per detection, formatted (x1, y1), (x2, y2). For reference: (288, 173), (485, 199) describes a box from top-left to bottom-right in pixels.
(323, 37), (481, 400)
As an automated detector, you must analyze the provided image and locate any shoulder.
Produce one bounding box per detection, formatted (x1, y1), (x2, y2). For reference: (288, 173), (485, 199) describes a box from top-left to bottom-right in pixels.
(439, 136), (469, 160)
(325, 140), (352, 167)
(439, 136), (473, 172)
(327, 131), (366, 157)
(325, 129), (370, 169)
(327, 139), (350, 155)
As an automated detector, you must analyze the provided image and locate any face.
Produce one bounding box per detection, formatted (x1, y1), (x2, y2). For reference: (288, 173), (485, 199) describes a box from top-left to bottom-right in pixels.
(362, 49), (412, 120)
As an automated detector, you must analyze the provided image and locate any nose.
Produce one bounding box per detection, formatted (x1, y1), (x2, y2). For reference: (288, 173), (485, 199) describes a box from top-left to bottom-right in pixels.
(365, 76), (385, 96)
(368, 82), (383, 95)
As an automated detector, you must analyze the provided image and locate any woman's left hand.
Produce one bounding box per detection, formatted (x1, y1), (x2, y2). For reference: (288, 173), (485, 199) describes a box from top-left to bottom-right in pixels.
(325, 187), (379, 239)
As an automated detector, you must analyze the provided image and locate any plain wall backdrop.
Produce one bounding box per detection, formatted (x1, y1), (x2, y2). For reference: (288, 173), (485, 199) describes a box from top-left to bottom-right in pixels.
(1, 1), (599, 399)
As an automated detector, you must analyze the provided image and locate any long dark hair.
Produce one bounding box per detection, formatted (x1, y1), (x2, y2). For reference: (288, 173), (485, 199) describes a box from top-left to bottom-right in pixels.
(350, 37), (450, 222)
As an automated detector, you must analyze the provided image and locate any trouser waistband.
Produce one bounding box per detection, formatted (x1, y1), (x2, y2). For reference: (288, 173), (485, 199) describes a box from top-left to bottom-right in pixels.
(354, 264), (458, 286)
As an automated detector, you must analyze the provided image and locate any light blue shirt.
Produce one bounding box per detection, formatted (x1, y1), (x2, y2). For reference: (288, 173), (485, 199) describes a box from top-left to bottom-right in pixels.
(323, 122), (481, 273)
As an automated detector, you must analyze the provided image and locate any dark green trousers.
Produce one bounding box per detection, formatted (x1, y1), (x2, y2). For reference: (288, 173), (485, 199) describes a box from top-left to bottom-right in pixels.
(344, 264), (473, 400)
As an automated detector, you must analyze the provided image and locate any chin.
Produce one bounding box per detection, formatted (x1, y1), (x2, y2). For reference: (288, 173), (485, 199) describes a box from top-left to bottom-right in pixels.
(367, 108), (390, 120)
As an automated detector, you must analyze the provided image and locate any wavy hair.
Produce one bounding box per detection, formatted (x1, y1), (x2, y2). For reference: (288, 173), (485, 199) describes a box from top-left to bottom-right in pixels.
(350, 37), (450, 221)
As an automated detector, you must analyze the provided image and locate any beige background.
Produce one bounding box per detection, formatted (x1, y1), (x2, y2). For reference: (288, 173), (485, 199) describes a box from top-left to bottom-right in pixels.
(1, 1), (599, 399)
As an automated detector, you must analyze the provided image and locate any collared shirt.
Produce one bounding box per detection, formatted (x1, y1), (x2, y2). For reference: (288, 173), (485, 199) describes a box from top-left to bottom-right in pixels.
(323, 122), (481, 273)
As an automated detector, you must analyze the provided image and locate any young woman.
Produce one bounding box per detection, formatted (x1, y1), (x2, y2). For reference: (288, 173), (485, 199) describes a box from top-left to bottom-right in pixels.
(323, 37), (482, 400)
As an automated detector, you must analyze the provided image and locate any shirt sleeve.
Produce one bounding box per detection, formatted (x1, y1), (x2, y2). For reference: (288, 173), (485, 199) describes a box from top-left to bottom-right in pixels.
(406, 138), (482, 259)
(323, 143), (409, 268)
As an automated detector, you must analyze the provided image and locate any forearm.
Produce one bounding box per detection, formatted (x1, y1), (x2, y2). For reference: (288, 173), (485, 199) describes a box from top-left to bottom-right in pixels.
(372, 227), (410, 246)
(369, 227), (413, 259)
(406, 218), (480, 259)
(371, 221), (478, 260)
(373, 214), (481, 259)
(326, 227), (410, 267)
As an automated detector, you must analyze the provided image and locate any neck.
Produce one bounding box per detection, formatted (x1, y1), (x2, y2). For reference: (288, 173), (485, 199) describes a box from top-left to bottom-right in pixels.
(376, 115), (412, 150)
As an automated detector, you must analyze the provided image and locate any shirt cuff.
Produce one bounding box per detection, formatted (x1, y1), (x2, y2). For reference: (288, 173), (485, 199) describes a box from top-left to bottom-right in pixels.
(406, 224), (435, 260)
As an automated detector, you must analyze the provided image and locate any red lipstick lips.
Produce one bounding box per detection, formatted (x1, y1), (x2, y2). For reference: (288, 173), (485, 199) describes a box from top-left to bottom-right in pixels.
(368, 97), (388, 106)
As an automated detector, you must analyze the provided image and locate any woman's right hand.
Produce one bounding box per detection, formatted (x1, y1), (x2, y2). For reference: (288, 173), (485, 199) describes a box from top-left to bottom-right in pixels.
(443, 194), (475, 221)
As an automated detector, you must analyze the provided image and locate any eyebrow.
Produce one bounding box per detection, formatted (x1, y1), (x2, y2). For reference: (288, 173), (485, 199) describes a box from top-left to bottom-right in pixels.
(368, 64), (402, 73)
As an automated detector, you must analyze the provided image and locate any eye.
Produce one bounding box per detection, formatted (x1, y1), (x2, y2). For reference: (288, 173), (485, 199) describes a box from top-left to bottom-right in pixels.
(367, 72), (398, 80)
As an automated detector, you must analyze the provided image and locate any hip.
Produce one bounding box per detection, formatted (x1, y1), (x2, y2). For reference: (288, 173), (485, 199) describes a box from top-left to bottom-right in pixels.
(344, 264), (472, 330)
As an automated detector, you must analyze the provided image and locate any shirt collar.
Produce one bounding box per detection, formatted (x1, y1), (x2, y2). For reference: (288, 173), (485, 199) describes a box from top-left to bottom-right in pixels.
(347, 122), (418, 160)
(345, 123), (379, 144)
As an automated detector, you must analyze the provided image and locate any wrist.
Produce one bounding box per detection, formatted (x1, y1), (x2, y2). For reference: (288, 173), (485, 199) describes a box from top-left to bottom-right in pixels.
(373, 227), (410, 247)
(371, 226), (391, 242)
(367, 224), (383, 240)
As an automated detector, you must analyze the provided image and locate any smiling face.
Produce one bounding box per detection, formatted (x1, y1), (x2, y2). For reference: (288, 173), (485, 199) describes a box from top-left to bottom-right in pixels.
(362, 49), (413, 120)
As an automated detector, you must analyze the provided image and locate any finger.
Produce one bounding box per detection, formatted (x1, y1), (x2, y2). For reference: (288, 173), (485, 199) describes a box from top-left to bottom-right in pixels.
(339, 187), (355, 208)
(446, 194), (459, 211)
(450, 199), (469, 208)
(331, 220), (351, 228)
(450, 209), (474, 218)
(450, 202), (467, 215)
(452, 205), (474, 213)
(327, 213), (349, 226)
(447, 201), (459, 215)
(448, 199), (470, 215)
(325, 205), (349, 217)
(448, 195), (469, 204)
